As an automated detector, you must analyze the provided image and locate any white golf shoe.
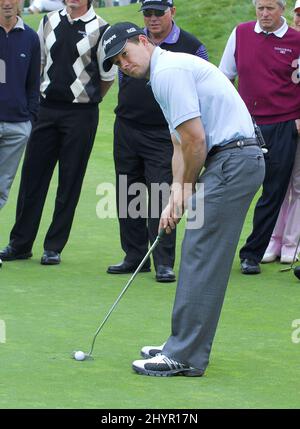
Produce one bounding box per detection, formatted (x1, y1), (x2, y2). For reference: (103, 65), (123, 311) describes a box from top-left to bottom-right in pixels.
(140, 343), (165, 358)
(132, 354), (204, 377)
(261, 252), (278, 263)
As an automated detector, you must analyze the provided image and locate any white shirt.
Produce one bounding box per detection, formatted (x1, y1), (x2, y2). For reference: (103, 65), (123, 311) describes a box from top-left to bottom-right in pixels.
(219, 17), (289, 80)
(150, 47), (255, 152)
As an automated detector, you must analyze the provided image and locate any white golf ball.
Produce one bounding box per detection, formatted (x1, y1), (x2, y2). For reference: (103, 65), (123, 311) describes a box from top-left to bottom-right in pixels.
(74, 351), (86, 361)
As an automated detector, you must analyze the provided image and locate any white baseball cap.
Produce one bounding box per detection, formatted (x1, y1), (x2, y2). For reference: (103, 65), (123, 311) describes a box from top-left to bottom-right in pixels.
(295, 0), (300, 11)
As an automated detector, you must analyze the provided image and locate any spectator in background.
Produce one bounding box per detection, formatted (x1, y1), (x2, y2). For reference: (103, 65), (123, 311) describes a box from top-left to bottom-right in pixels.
(0, 0), (40, 208)
(219, 0), (300, 275)
(106, 0), (208, 282)
(262, 0), (300, 264)
(27, 0), (64, 14)
(0, 0), (40, 257)
(294, 0), (300, 30)
(0, 0), (116, 266)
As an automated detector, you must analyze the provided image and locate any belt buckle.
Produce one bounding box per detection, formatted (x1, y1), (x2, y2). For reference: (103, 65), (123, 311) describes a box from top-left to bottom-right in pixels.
(236, 140), (244, 149)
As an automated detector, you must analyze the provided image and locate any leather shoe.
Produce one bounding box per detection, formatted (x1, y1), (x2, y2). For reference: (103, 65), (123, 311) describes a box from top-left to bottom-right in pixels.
(0, 244), (32, 261)
(107, 260), (150, 274)
(241, 258), (261, 275)
(41, 250), (61, 265)
(156, 265), (176, 282)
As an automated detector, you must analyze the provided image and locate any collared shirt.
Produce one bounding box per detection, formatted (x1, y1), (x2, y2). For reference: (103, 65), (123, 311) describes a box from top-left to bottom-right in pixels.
(0, 15), (25, 32)
(115, 22), (208, 126)
(144, 21), (208, 60)
(61, 5), (96, 24)
(219, 17), (289, 79)
(145, 21), (181, 44)
(150, 47), (254, 151)
(0, 16), (40, 122)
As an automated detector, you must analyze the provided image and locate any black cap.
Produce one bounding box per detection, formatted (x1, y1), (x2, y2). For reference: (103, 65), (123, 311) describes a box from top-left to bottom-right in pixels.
(139, 0), (173, 11)
(102, 22), (144, 72)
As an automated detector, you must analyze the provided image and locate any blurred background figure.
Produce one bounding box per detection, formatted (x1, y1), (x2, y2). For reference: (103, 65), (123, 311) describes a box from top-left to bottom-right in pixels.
(21, 0), (64, 14)
(262, 0), (300, 265)
(294, 0), (300, 30)
(28, 0), (64, 13)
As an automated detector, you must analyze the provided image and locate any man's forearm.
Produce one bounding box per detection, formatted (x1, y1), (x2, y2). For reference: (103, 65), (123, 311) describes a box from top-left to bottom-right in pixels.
(174, 118), (207, 191)
(181, 136), (206, 191)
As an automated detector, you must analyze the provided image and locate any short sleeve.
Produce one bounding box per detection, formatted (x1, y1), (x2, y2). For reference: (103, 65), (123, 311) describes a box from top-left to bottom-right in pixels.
(152, 67), (201, 133)
(97, 37), (117, 81)
(219, 27), (237, 80)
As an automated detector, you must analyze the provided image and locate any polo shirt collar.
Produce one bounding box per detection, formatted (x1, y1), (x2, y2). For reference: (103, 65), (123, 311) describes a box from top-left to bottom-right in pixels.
(144, 21), (180, 45)
(150, 46), (164, 81)
(15, 16), (25, 30)
(0, 16), (25, 31)
(61, 5), (96, 24)
(254, 16), (288, 37)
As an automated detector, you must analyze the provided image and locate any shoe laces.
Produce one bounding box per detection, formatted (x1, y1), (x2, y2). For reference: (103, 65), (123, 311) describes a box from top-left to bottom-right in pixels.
(149, 354), (186, 370)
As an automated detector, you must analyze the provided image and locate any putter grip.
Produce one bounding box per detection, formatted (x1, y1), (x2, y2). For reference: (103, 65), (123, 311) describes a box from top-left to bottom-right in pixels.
(158, 228), (166, 239)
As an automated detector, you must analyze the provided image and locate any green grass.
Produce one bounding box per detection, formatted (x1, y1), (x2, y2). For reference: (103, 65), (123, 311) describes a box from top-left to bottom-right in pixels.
(0, 0), (300, 409)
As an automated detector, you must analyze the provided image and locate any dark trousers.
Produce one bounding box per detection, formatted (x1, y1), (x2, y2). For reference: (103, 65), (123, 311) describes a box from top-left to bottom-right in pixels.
(9, 105), (99, 253)
(239, 120), (298, 263)
(114, 116), (176, 269)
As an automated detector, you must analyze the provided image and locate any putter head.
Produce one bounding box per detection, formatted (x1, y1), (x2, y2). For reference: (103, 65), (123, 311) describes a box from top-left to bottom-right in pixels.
(71, 350), (94, 361)
(279, 266), (293, 272)
(294, 266), (300, 280)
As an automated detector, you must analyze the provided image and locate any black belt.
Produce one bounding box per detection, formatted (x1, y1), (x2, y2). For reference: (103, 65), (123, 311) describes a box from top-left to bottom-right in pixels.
(208, 138), (259, 156)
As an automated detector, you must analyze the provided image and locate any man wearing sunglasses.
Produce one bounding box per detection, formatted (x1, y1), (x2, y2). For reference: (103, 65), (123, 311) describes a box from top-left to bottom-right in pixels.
(107, 0), (208, 283)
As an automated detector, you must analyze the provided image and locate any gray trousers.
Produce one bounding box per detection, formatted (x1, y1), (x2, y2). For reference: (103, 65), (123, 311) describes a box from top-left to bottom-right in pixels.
(163, 146), (265, 371)
(0, 121), (32, 209)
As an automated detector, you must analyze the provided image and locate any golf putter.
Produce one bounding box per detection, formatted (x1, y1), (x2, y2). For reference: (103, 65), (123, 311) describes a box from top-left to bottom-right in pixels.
(72, 228), (166, 361)
(280, 234), (300, 272)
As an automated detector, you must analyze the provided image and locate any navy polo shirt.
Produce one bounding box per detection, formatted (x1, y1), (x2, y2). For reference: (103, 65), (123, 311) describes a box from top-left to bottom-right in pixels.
(0, 17), (40, 123)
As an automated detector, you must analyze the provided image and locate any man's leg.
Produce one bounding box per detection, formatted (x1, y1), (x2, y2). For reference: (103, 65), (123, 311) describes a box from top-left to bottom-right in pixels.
(161, 147), (265, 371)
(281, 137), (300, 258)
(8, 108), (60, 253)
(0, 121), (31, 209)
(262, 185), (290, 261)
(43, 107), (99, 253)
(142, 126), (176, 272)
(112, 117), (150, 266)
(240, 120), (297, 263)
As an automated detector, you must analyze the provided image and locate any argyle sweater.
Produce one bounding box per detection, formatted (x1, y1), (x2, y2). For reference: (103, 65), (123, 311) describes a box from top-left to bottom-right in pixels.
(40, 9), (108, 106)
(235, 21), (300, 124)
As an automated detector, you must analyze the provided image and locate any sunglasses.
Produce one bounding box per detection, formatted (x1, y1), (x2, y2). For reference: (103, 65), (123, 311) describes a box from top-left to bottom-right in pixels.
(142, 8), (169, 17)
